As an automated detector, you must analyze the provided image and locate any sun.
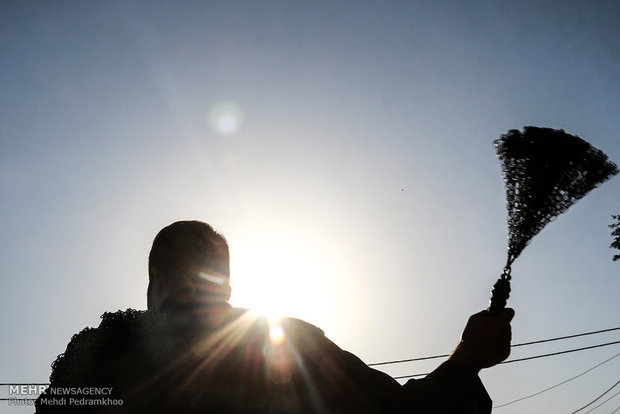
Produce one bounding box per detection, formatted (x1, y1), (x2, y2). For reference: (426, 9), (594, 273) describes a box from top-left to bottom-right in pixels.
(207, 101), (244, 135)
(229, 236), (331, 324)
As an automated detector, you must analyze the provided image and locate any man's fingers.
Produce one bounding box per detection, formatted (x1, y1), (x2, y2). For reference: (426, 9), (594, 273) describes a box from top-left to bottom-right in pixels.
(501, 308), (515, 322)
(483, 308), (515, 321)
(477, 308), (515, 321)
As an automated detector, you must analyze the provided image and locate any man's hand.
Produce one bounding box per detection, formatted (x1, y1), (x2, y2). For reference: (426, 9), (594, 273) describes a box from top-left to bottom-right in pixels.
(449, 308), (515, 372)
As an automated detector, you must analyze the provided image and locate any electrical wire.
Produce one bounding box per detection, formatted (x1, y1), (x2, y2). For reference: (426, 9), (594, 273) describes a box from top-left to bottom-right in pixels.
(0, 399), (37, 401)
(368, 353), (448, 367)
(569, 379), (620, 414)
(394, 372), (428, 380)
(368, 326), (620, 367)
(391, 341), (620, 380)
(582, 389), (620, 414)
(494, 352), (620, 408)
(501, 341), (620, 364)
(512, 327), (620, 348)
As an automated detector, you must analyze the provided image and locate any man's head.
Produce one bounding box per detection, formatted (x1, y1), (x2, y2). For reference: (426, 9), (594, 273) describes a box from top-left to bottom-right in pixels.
(147, 221), (231, 310)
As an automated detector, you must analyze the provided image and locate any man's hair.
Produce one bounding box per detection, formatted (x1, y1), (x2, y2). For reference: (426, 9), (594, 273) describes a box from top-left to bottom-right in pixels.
(148, 221), (230, 283)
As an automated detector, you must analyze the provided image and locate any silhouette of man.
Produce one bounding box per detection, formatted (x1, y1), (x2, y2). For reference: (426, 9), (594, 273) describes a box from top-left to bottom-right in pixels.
(36, 220), (513, 413)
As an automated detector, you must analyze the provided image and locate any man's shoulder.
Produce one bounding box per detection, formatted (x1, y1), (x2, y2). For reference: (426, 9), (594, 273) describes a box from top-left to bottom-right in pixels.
(63, 308), (328, 357)
(225, 309), (338, 360)
(65, 309), (164, 348)
(43, 309), (146, 388)
(280, 315), (325, 336)
(99, 308), (162, 328)
(229, 308), (326, 337)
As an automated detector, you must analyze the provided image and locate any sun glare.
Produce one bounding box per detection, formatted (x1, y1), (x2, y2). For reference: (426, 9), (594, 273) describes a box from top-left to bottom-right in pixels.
(208, 101), (244, 135)
(268, 325), (286, 345)
(230, 237), (331, 324)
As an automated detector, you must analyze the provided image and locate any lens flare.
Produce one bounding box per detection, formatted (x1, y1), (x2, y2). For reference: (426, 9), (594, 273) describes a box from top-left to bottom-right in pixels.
(208, 101), (244, 135)
(269, 325), (285, 345)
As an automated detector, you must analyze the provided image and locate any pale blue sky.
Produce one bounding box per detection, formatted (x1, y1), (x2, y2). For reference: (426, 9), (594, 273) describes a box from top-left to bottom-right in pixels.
(1, 1), (619, 413)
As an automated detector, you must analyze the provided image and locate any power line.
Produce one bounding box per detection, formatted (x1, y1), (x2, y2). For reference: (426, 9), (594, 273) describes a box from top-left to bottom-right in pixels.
(0, 399), (37, 401)
(582, 389), (620, 414)
(512, 327), (620, 348)
(392, 341), (620, 381)
(570, 379), (620, 414)
(369, 353), (448, 367)
(394, 372), (428, 380)
(494, 352), (620, 408)
(501, 341), (620, 364)
(368, 326), (620, 367)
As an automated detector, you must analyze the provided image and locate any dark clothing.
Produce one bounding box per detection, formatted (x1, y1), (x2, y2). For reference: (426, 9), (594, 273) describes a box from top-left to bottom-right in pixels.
(36, 304), (491, 413)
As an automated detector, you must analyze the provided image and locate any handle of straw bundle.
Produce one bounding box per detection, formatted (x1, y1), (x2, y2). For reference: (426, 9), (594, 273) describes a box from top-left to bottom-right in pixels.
(489, 256), (512, 316)
(488, 274), (511, 316)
